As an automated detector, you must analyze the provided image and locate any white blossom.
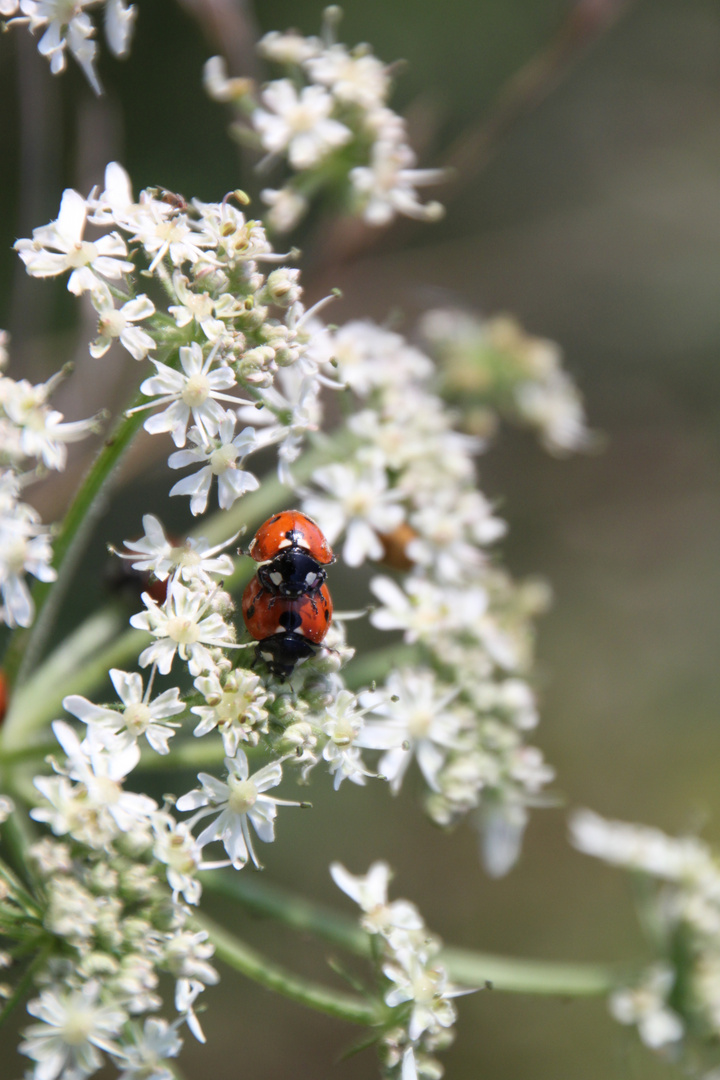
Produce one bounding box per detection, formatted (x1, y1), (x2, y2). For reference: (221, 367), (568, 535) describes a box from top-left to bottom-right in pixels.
(176, 749), (300, 869)
(135, 342), (244, 448)
(359, 669), (464, 794)
(63, 669), (185, 755)
(168, 416), (259, 516)
(0, 508), (56, 627)
(113, 1017), (182, 1080)
(90, 285), (155, 360)
(191, 668), (269, 757)
(14, 187), (134, 295)
(258, 29), (321, 66)
(20, 980), (127, 1080)
(152, 812), (204, 905)
(42, 720), (157, 833)
(254, 80), (352, 168)
(304, 460), (405, 567)
(350, 141), (445, 226)
(322, 690), (377, 789)
(130, 579), (239, 676)
(330, 862), (425, 948)
(306, 44), (390, 109)
(118, 513), (236, 584)
(609, 965), (684, 1050)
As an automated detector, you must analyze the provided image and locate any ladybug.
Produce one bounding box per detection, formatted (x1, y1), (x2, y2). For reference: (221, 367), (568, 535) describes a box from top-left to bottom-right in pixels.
(247, 511), (334, 599)
(242, 574), (333, 678)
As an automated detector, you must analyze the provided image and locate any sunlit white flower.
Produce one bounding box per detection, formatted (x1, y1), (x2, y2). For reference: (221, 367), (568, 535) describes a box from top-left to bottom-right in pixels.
(304, 320), (433, 396)
(130, 579), (238, 676)
(134, 342), (244, 447)
(306, 44), (389, 108)
(176, 748), (300, 869)
(260, 185), (309, 233)
(151, 811), (205, 905)
(0, 510), (56, 628)
(254, 79), (352, 168)
(48, 720), (157, 832)
(118, 513), (236, 584)
(193, 199), (273, 266)
(331, 862), (425, 949)
(128, 201), (209, 273)
(258, 29), (321, 65)
(383, 950), (461, 1041)
(167, 272), (229, 341)
(369, 575), (487, 644)
(14, 0), (102, 93)
(63, 669), (185, 756)
(350, 140), (445, 226)
(90, 285), (155, 360)
(515, 370), (592, 456)
(168, 416), (259, 515)
(304, 460), (405, 567)
(191, 668), (269, 757)
(20, 980), (127, 1080)
(0, 374), (100, 470)
(610, 965), (684, 1049)
(360, 669), (464, 794)
(14, 187), (133, 294)
(239, 366), (322, 484)
(322, 690), (377, 789)
(113, 1017), (182, 1080)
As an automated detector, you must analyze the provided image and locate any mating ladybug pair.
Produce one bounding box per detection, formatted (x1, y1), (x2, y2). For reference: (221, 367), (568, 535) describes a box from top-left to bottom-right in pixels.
(241, 510), (335, 678)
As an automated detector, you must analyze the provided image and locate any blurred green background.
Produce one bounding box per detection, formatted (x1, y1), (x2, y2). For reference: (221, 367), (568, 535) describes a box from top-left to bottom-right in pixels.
(1, 0), (720, 1076)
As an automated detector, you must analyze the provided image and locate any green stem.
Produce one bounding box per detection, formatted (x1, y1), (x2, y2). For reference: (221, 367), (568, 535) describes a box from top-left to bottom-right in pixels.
(196, 911), (380, 1025)
(2, 402), (149, 693)
(0, 944), (52, 1029)
(202, 870), (370, 954)
(1, 608), (124, 749)
(343, 644), (421, 689)
(200, 871), (623, 996)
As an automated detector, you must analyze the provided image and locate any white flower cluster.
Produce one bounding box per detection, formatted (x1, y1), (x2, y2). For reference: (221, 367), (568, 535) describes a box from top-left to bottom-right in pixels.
(7, 150), (583, 1075)
(0, 341), (99, 627)
(19, 718), (219, 1080)
(1, 0), (137, 95)
(204, 8), (445, 232)
(294, 317), (555, 874)
(14, 161), (331, 507)
(332, 862), (469, 1079)
(420, 309), (593, 456)
(571, 809), (720, 1068)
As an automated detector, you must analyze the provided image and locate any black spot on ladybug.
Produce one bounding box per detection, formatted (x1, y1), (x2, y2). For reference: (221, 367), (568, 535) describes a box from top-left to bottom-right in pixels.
(279, 609), (303, 633)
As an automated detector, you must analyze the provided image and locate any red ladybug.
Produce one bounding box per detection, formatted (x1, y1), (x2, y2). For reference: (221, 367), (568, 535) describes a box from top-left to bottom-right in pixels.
(247, 510), (334, 599)
(242, 574), (333, 678)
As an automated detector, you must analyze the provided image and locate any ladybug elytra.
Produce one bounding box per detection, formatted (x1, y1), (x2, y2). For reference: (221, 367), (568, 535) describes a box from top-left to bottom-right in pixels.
(242, 574), (333, 678)
(247, 510), (334, 600)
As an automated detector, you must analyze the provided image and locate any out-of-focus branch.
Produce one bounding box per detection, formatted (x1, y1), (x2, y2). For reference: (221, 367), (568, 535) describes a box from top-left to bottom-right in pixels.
(442, 0), (636, 189)
(305, 0), (638, 276)
(174, 0), (262, 79)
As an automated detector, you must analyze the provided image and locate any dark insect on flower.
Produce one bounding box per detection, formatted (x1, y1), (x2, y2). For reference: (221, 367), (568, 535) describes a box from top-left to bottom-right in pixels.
(245, 510), (334, 599)
(242, 573), (333, 678)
